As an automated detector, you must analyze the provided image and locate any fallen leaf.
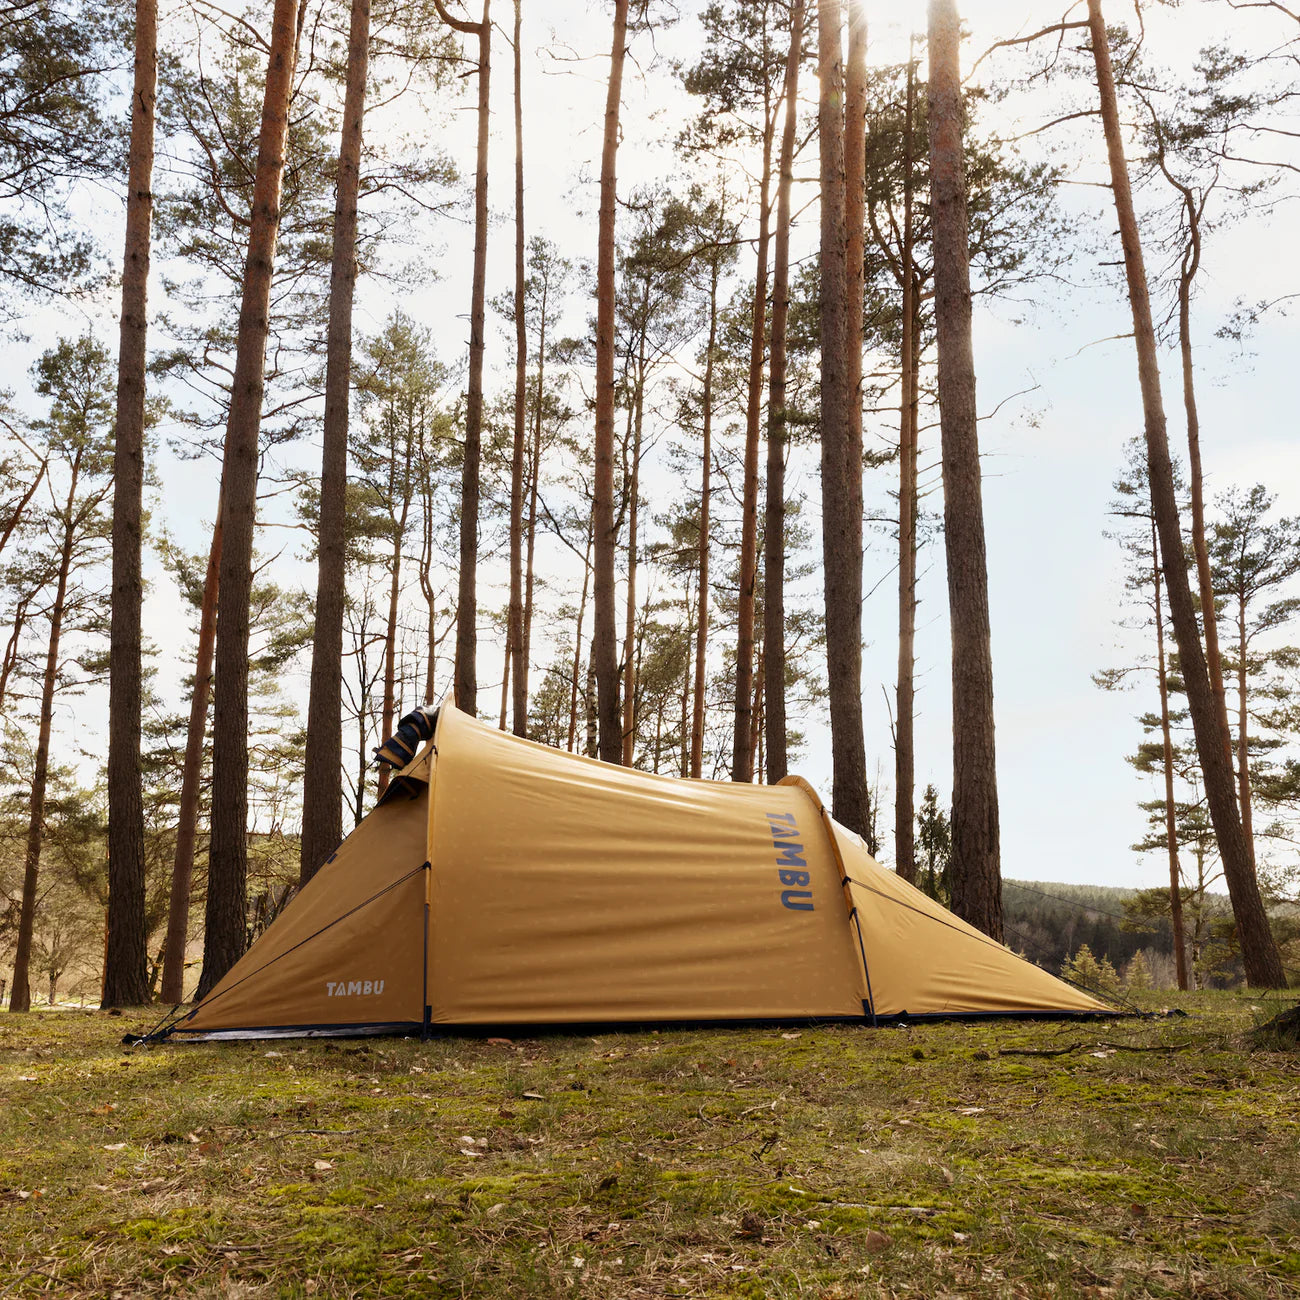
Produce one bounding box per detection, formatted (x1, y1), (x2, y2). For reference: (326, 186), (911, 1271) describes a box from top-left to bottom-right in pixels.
(16, 1075), (37, 1082)
(486, 1202), (506, 1216)
(486, 1037), (513, 1046)
(780, 1032), (802, 1040)
(957, 1107), (985, 1116)
(1129, 1202), (1147, 1218)
(863, 1230), (892, 1254)
(103, 1143), (127, 1151)
(313, 1160), (334, 1171)
(264, 1051), (282, 1058)
(522, 1091), (545, 1100)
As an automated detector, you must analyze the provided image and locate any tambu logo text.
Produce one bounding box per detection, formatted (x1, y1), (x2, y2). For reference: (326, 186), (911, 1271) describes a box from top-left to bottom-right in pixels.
(767, 811), (813, 911)
(325, 979), (385, 997)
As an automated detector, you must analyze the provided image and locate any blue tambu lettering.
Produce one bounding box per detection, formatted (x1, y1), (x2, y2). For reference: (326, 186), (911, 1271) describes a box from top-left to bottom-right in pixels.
(767, 812), (814, 911)
(773, 841), (807, 869)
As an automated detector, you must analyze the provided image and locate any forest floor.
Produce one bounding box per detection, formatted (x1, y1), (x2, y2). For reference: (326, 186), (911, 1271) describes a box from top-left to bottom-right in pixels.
(1, 991), (1298, 1298)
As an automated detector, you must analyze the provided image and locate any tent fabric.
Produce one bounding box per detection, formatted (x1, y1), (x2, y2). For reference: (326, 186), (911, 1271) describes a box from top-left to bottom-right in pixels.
(168, 704), (1109, 1041)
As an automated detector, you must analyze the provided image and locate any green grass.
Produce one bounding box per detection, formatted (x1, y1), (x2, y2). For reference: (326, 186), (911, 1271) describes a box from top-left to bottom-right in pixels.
(1, 991), (1298, 1297)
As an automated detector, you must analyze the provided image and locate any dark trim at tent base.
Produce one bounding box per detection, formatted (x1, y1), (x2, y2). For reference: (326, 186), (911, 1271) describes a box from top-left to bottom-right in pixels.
(159, 1020), (425, 1043)
(152, 1007), (1126, 1044)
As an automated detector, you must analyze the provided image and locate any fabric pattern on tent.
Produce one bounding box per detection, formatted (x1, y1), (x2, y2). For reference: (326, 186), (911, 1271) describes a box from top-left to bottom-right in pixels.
(163, 705), (1111, 1041)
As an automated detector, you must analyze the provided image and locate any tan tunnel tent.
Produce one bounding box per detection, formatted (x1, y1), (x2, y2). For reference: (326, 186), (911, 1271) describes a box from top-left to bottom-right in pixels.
(161, 704), (1112, 1041)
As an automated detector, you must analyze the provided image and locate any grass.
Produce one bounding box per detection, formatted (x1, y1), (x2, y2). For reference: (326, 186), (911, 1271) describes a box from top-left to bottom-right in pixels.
(1, 991), (1298, 1297)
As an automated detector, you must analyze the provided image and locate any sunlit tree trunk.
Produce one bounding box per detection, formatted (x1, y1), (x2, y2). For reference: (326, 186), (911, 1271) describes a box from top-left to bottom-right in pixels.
(622, 334), (646, 766)
(929, 0), (1002, 940)
(1151, 517), (1190, 990)
(764, 0), (803, 786)
(301, 0), (369, 885)
(435, 0), (491, 718)
(894, 51), (919, 886)
(104, 0), (158, 1008)
(200, 0), (303, 1001)
(593, 0), (630, 763)
(507, 0), (528, 736)
(817, 0), (870, 834)
(160, 506), (221, 1004)
(1086, 0), (1282, 986)
(522, 279), (548, 712)
(690, 257), (720, 779)
(732, 28), (776, 782)
(1151, 141), (1236, 777)
(11, 455), (83, 1013)
(567, 526), (593, 752)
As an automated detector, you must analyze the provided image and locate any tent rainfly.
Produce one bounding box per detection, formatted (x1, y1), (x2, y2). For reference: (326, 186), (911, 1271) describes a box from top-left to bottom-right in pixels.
(160, 704), (1112, 1041)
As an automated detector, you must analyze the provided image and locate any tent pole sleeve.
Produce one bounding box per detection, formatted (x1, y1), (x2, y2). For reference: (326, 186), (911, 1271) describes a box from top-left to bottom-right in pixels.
(778, 774), (876, 1022)
(421, 860), (432, 1040)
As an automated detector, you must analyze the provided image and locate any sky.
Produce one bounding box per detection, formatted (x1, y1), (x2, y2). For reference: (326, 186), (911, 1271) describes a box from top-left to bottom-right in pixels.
(11, 0), (1300, 894)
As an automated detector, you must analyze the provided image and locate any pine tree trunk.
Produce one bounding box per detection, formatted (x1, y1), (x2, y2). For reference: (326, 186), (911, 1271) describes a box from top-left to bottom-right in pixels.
(199, 0), (302, 1001)
(621, 339), (646, 766)
(1086, 0), (1283, 986)
(1152, 517), (1190, 991)
(301, 0), (368, 886)
(593, 0), (630, 764)
(10, 460), (81, 1013)
(160, 507), (221, 1004)
(690, 259), (720, 780)
(505, 0), (528, 737)
(817, 0), (871, 834)
(377, 487), (409, 790)
(567, 527), (593, 752)
(732, 52), (775, 783)
(1170, 190), (1234, 773)
(522, 279), (548, 716)
(418, 435), (438, 703)
(928, 0), (1002, 939)
(894, 52), (919, 886)
(104, 0), (158, 1009)
(1236, 598), (1256, 863)
(447, 0), (491, 718)
(764, 0), (803, 786)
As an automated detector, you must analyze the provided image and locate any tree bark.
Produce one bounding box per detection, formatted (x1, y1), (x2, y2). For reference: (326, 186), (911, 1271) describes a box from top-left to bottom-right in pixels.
(764, 0), (803, 786)
(567, 525), (593, 753)
(621, 334), (646, 766)
(929, 0), (1002, 940)
(507, 0), (528, 737)
(160, 506), (221, 1004)
(691, 257), (720, 780)
(377, 453), (412, 788)
(104, 0), (158, 1009)
(522, 274), (548, 718)
(593, 0), (630, 764)
(732, 22), (776, 783)
(817, 0), (871, 834)
(441, 0), (491, 719)
(1086, 0), (1283, 986)
(301, 0), (369, 887)
(1151, 516), (1190, 991)
(894, 51), (919, 886)
(199, 0), (302, 1001)
(1155, 144), (1235, 774)
(1236, 596), (1256, 862)
(10, 456), (82, 1013)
